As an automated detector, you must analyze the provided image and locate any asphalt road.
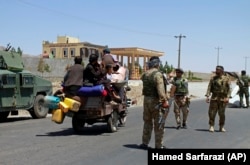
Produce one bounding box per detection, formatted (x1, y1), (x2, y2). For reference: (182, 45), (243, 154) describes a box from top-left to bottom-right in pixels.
(0, 99), (250, 165)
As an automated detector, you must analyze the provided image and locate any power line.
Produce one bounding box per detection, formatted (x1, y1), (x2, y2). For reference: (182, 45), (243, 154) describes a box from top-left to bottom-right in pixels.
(17, 0), (173, 38)
(175, 34), (186, 68)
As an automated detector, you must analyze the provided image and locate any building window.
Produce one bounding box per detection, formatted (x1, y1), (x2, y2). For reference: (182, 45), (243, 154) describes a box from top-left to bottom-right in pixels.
(63, 48), (68, 58)
(95, 49), (99, 57)
(80, 48), (85, 58)
(50, 48), (56, 57)
(70, 48), (75, 57)
(85, 48), (89, 58)
(91, 49), (96, 54)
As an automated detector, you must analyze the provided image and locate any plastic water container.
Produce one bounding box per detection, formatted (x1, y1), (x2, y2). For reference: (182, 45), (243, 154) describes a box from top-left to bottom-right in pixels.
(59, 101), (69, 113)
(77, 84), (104, 97)
(51, 109), (65, 124)
(63, 97), (81, 112)
(44, 96), (60, 109)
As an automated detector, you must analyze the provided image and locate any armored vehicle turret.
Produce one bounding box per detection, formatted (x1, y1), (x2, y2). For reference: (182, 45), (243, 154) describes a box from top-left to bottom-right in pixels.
(0, 45), (53, 121)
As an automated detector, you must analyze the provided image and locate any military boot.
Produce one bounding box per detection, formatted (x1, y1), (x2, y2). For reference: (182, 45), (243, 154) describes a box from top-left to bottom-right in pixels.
(209, 125), (214, 132)
(219, 126), (226, 132)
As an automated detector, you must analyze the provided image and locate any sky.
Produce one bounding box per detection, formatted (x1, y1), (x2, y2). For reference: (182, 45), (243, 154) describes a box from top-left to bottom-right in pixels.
(0, 0), (249, 73)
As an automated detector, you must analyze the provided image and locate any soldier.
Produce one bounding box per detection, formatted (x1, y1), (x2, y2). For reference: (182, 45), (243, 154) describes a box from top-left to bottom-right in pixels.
(139, 56), (169, 149)
(170, 68), (190, 129)
(237, 70), (249, 108)
(205, 65), (231, 132)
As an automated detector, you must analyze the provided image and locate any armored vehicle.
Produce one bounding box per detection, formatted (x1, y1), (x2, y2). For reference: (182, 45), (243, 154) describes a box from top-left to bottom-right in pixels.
(0, 46), (53, 121)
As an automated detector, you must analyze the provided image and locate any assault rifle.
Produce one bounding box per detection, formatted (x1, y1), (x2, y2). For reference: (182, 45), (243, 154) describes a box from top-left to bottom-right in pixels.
(157, 97), (174, 129)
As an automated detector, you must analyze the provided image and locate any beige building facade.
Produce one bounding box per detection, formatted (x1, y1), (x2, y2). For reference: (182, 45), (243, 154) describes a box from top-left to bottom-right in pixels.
(42, 36), (106, 60)
(42, 36), (165, 79)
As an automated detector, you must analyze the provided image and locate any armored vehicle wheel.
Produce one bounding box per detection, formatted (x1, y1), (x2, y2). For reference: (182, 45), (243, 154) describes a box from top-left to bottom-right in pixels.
(72, 114), (85, 134)
(29, 94), (48, 119)
(0, 111), (10, 121)
(107, 111), (118, 133)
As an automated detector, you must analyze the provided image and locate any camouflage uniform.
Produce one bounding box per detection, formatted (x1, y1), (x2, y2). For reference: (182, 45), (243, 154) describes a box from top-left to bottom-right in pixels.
(141, 68), (168, 149)
(205, 73), (231, 132)
(172, 77), (189, 129)
(237, 74), (249, 108)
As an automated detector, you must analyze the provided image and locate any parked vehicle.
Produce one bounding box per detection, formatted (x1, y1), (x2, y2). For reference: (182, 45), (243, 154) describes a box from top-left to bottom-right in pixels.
(0, 45), (53, 121)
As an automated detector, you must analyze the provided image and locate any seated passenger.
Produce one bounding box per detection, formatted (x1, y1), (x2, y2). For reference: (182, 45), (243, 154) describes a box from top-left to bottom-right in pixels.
(105, 64), (114, 82)
(84, 54), (121, 103)
(102, 48), (119, 72)
(63, 56), (84, 97)
(109, 63), (129, 103)
(112, 62), (127, 82)
(83, 54), (106, 86)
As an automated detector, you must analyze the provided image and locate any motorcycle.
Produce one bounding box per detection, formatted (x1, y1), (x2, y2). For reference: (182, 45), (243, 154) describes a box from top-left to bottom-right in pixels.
(51, 81), (130, 134)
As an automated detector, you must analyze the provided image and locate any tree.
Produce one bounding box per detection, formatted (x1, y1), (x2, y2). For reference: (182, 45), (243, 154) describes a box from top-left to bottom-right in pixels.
(159, 61), (174, 74)
(37, 58), (51, 77)
(17, 47), (23, 56)
(10, 47), (16, 52)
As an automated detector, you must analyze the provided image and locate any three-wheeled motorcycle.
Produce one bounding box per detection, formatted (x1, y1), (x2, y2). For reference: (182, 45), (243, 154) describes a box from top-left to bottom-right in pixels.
(52, 81), (130, 134)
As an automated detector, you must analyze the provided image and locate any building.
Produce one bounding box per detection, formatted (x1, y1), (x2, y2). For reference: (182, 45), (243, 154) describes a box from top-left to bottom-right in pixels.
(42, 36), (165, 79)
(42, 36), (106, 60)
(110, 47), (164, 79)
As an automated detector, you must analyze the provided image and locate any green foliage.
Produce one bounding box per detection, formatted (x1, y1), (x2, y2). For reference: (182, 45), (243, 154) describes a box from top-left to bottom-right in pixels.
(37, 58), (51, 77)
(7, 46), (23, 56)
(10, 47), (16, 52)
(185, 70), (202, 81)
(37, 58), (44, 73)
(159, 61), (174, 73)
(188, 76), (202, 81)
(44, 64), (51, 72)
(17, 47), (23, 56)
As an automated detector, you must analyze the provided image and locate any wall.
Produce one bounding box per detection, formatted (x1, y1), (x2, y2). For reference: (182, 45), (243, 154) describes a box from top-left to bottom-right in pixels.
(21, 56), (212, 106)
(22, 56), (212, 81)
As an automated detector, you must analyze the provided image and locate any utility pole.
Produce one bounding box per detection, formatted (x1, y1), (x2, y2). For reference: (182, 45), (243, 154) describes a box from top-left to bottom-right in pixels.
(175, 34), (186, 68)
(244, 56), (250, 71)
(215, 46), (222, 65)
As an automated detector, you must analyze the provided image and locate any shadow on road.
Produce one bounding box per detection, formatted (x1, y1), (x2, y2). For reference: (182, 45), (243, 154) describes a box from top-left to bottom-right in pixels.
(165, 126), (178, 129)
(36, 124), (115, 137)
(194, 128), (210, 132)
(123, 144), (148, 150)
(0, 117), (32, 123)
